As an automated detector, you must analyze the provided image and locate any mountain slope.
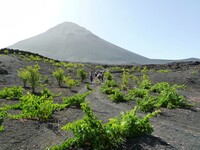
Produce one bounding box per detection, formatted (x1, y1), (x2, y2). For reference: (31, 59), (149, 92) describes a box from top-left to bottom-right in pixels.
(8, 22), (200, 64)
(9, 22), (152, 64)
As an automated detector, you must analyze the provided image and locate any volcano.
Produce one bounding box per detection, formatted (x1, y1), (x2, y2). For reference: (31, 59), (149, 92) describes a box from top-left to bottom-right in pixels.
(8, 22), (154, 64)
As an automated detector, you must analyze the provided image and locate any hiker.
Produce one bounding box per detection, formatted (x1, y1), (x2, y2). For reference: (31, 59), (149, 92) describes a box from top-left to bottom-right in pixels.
(96, 70), (104, 84)
(89, 71), (93, 83)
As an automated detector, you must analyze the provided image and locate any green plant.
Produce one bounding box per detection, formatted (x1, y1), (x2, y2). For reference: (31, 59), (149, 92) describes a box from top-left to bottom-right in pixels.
(100, 80), (118, 95)
(109, 89), (126, 103)
(118, 107), (160, 137)
(29, 55), (42, 61)
(125, 88), (149, 100)
(0, 86), (24, 100)
(95, 65), (103, 69)
(102, 80), (118, 88)
(27, 64), (41, 93)
(141, 66), (148, 73)
(17, 68), (29, 88)
(52, 68), (65, 87)
(121, 71), (129, 90)
(40, 86), (59, 98)
(3, 49), (9, 55)
(155, 87), (193, 109)
(104, 71), (113, 80)
(64, 76), (79, 91)
(62, 92), (91, 108)
(139, 74), (152, 89)
(137, 82), (193, 112)
(12, 93), (59, 121)
(44, 75), (49, 83)
(0, 111), (7, 132)
(50, 102), (123, 150)
(77, 68), (87, 82)
(86, 84), (92, 90)
(50, 102), (159, 150)
(150, 82), (170, 93)
(137, 95), (157, 112)
(157, 69), (171, 73)
(130, 74), (140, 86)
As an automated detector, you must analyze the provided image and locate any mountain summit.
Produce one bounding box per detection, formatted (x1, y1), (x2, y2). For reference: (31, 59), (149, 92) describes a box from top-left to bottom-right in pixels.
(9, 22), (152, 64)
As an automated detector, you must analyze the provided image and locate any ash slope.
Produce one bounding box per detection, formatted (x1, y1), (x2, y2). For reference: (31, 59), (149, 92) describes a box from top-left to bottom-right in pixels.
(8, 22), (199, 64)
(9, 22), (152, 64)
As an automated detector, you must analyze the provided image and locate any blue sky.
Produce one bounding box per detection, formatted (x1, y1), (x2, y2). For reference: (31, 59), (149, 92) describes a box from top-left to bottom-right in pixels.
(0, 0), (199, 59)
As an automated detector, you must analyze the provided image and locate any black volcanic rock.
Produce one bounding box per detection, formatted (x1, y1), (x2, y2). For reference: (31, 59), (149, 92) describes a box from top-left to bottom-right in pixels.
(8, 22), (151, 64)
(0, 67), (8, 75)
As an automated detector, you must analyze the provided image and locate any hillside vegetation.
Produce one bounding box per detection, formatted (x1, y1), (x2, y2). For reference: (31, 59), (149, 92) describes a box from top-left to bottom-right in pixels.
(0, 49), (200, 150)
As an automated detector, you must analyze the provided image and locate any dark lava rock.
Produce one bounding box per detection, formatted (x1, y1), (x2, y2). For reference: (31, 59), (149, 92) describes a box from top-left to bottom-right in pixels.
(0, 67), (8, 74)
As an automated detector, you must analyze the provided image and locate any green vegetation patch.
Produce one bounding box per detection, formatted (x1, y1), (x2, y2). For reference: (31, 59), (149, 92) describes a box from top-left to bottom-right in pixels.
(50, 102), (160, 150)
(0, 86), (24, 100)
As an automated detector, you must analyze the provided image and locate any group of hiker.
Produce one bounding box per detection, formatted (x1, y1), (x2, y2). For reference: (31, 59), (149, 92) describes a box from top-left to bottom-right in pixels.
(89, 70), (104, 84)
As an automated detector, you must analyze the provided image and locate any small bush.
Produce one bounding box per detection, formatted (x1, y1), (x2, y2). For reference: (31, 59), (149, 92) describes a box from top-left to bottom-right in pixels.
(43, 75), (49, 83)
(121, 71), (129, 90)
(17, 68), (29, 88)
(104, 71), (113, 80)
(50, 102), (160, 150)
(86, 84), (92, 90)
(12, 93), (59, 121)
(62, 92), (91, 108)
(109, 89), (126, 103)
(77, 68), (87, 82)
(100, 80), (118, 95)
(0, 86), (24, 100)
(137, 95), (157, 112)
(139, 74), (152, 89)
(52, 68), (65, 87)
(27, 65), (41, 93)
(64, 76), (79, 91)
(0, 111), (7, 132)
(126, 88), (149, 100)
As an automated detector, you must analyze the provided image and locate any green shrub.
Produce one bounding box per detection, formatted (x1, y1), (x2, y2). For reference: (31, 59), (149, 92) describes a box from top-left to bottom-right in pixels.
(100, 80), (118, 95)
(64, 76), (79, 91)
(104, 71), (113, 80)
(109, 89), (126, 103)
(0, 86), (24, 100)
(121, 71), (129, 90)
(86, 84), (92, 90)
(137, 95), (158, 112)
(62, 92), (91, 108)
(43, 75), (49, 83)
(77, 69), (87, 82)
(18, 65), (41, 93)
(155, 88), (193, 109)
(40, 86), (59, 98)
(157, 69), (171, 73)
(130, 74), (140, 86)
(29, 55), (42, 61)
(151, 82), (172, 93)
(3, 49), (9, 55)
(50, 102), (160, 150)
(118, 107), (160, 137)
(17, 68), (29, 88)
(52, 68), (65, 87)
(12, 93), (59, 121)
(102, 80), (118, 88)
(126, 88), (149, 100)
(27, 64), (41, 93)
(139, 74), (152, 89)
(101, 86), (116, 95)
(137, 83), (193, 112)
(0, 111), (7, 132)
